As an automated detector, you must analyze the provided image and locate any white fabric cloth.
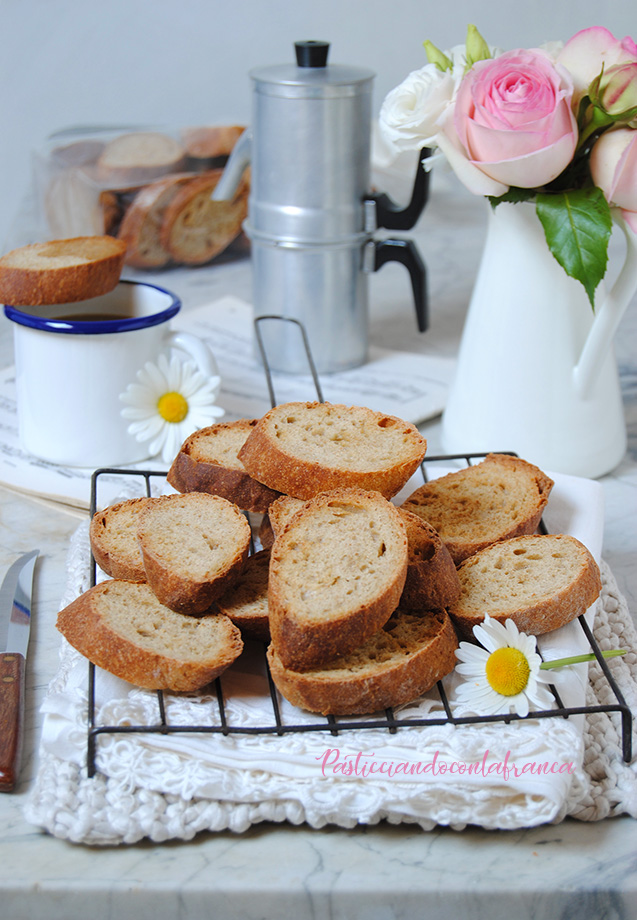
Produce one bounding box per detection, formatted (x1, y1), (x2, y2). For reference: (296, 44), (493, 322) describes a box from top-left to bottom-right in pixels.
(24, 470), (637, 845)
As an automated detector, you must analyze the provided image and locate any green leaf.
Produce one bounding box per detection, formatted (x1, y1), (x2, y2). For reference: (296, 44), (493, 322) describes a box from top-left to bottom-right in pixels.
(536, 188), (612, 309)
(488, 187), (536, 208)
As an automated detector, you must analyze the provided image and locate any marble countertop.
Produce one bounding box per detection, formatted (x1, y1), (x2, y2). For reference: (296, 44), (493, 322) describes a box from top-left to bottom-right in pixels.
(1, 174), (636, 918)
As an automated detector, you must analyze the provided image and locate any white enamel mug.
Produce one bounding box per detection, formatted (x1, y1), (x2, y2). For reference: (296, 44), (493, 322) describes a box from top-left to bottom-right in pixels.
(4, 280), (218, 467)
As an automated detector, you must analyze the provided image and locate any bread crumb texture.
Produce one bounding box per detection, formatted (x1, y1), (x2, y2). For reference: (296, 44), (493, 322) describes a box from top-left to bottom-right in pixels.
(269, 404), (422, 467)
(458, 540), (581, 607)
(449, 533), (602, 638)
(187, 420), (258, 469)
(138, 492), (250, 581)
(301, 609), (451, 678)
(56, 580), (243, 691)
(238, 401), (427, 499)
(401, 453), (553, 562)
(271, 491), (406, 623)
(97, 581), (230, 661)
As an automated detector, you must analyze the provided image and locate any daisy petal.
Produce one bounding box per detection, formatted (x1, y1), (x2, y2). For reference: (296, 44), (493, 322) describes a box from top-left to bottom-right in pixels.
(454, 612), (554, 719)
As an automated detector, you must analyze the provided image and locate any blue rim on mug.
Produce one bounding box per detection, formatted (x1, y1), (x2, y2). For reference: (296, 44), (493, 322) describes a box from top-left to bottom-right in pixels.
(3, 279), (181, 334)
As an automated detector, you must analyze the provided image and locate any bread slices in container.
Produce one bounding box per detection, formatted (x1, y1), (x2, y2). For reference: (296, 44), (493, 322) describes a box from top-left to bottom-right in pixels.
(401, 452), (554, 564)
(168, 419), (282, 513)
(237, 401), (427, 501)
(159, 169), (248, 265)
(448, 533), (602, 640)
(267, 607), (458, 716)
(117, 173), (193, 269)
(57, 580), (243, 692)
(267, 488), (408, 671)
(136, 492), (251, 615)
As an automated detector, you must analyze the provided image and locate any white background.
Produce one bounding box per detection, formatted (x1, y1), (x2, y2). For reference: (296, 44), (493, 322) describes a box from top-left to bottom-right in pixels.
(0, 0), (635, 249)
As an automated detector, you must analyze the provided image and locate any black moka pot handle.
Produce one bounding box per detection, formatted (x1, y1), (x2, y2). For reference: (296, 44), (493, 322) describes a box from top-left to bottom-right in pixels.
(373, 238), (428, 333)
(369, 147), (431, 231)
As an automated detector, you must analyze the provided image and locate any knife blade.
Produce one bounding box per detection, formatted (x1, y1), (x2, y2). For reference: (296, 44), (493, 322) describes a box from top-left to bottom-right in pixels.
(0, 550), (38, 792)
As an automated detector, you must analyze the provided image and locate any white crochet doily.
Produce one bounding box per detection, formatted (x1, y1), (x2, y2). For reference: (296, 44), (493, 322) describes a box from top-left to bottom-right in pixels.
(24, 521), (637, 845)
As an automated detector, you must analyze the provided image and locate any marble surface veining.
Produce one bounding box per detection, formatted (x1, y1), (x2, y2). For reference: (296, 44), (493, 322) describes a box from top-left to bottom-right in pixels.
(0, 174), (635, 919)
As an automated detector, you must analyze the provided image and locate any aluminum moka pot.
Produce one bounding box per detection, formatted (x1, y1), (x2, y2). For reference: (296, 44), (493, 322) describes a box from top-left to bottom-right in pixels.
(214, 40), (430, 374)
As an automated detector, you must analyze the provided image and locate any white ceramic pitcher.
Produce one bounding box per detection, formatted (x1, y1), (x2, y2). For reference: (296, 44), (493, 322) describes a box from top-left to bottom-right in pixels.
(441, 201), (637, 479)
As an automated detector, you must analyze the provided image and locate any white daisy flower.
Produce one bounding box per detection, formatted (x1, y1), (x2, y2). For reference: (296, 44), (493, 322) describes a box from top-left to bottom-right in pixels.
(453, 614), (555, 718)
(120, 353), (224, 463)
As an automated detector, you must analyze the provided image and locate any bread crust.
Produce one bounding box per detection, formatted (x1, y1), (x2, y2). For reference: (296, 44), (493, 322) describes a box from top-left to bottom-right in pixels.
(401, 453), (554, 564)
(258, 514), (275, 551)
(268, 488), (408, 670)
(398, 510), (461, 612)
(267, 608), (458, 715)
(448, 533), (602, 640)
(238, 401), (427, 500)
(57, 581), (243, 691)
(137, 492), (251, 615)
(167, 420), (282, 513)
(216, 549), (271, 642)
(0, 236), (126, 306)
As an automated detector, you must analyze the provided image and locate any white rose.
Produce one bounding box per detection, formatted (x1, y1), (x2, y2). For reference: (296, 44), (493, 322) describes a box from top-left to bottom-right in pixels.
(379, 63), (456, 154)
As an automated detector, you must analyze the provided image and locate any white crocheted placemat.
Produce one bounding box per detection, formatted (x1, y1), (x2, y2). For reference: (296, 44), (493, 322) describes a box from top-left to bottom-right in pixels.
(24, 558), (637, 845)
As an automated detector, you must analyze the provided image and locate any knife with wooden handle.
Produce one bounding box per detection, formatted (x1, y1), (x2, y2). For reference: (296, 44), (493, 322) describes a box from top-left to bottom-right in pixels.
(0, 551), (38, 792)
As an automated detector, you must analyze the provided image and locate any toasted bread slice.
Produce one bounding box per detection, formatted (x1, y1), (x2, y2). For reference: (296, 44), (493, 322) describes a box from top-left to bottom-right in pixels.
(267, 608), (458, 715)
(263, 500), (460, 614)
(0, 236), (126, 305)
(136, 492), (251, 615)
(96, 131), (186, 185)
(160, 169), (248, 265)
(168, 419), (282, 513)
(401, 453), (553, 564)
(57, 580), (243, 691)
(448, 533), (602, 639)
(268, 488), (408, 670)
(238, 401), (427, 501)
(89, 497), (152, 583)
(398, 510), (461, 612)
(117, 173), (194, 268)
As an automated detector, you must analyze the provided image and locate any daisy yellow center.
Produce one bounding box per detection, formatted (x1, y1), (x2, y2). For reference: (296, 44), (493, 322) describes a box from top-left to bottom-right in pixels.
(485, 647), (530, 696)
(157, 391), (188, 423)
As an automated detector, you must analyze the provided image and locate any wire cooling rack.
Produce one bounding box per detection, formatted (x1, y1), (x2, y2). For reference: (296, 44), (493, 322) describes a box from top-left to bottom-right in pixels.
(83, 315), (633, 777)
(85, 453), (633, 778)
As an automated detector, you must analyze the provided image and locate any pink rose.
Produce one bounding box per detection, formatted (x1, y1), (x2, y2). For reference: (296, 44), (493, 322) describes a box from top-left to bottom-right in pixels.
(590, 127), (637, 233)
(441, 49), (578, 192)
(558, 27), (637, 102)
